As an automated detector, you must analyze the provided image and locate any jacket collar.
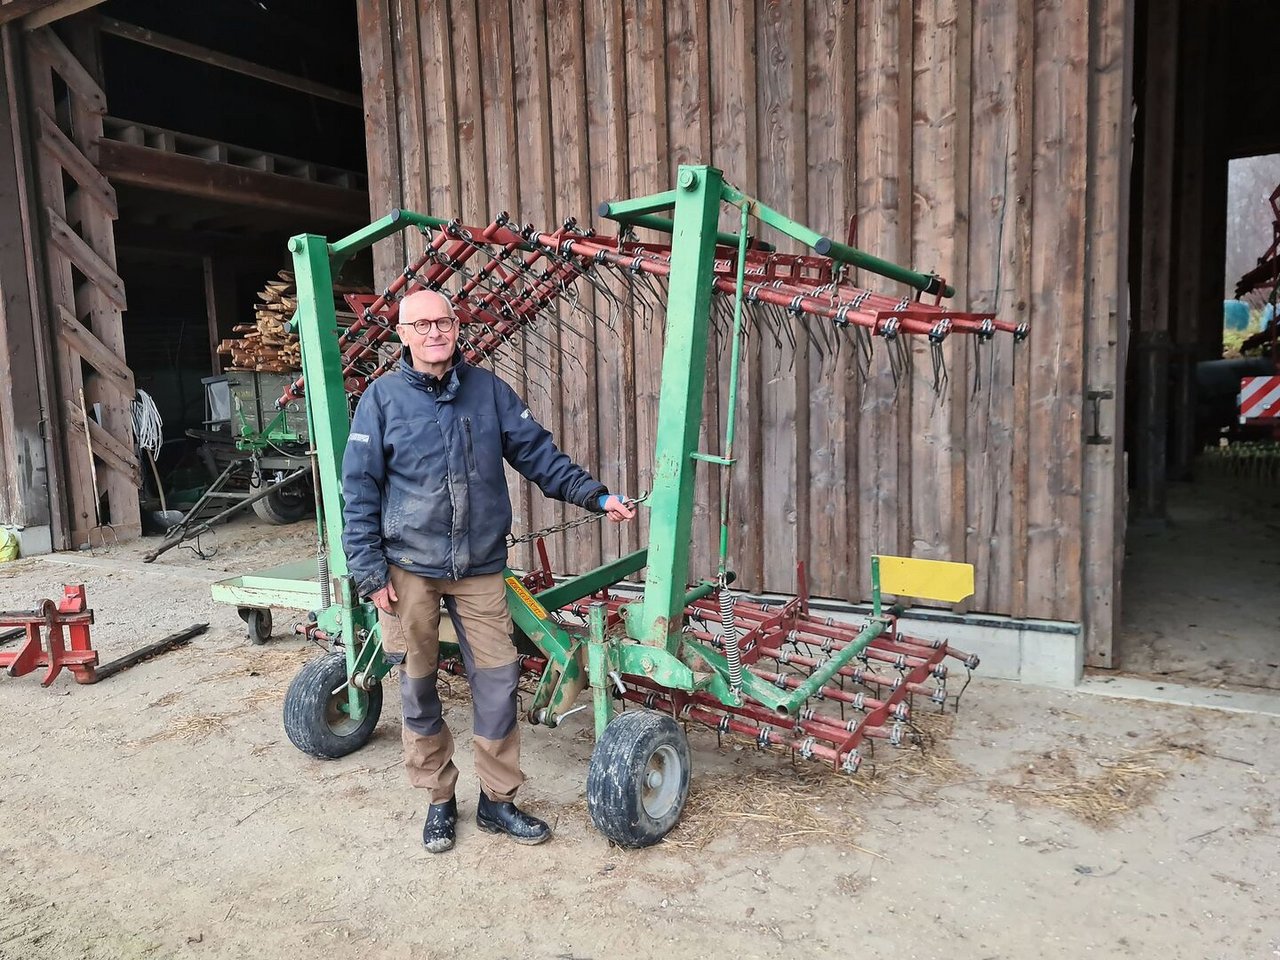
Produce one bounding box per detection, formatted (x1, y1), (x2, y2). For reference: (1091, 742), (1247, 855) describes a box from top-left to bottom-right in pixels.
(399, 347), (466, 400)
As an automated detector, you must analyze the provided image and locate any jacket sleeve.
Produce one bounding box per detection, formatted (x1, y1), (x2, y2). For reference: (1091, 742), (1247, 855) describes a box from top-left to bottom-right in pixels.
(341, 388), (390, 597)
(496, 378), (607, 511)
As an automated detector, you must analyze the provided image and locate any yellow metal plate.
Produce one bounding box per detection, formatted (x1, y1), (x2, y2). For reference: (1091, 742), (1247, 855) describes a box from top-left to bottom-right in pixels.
(875, 555), (975, 603)
(505, 576), (549, 620)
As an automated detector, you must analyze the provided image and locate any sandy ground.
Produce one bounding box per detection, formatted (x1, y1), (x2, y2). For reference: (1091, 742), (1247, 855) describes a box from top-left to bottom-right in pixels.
(1120, 474), (1280, 690)
(2, 518), (1278, 960)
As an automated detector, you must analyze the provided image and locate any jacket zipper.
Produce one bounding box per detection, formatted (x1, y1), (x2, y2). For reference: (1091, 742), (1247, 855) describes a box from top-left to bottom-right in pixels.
(462, 417), (477, 473)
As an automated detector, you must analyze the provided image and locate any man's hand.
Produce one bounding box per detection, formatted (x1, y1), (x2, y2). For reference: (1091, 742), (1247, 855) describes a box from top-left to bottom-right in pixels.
(601, 494), (637, 523)
(369, 580), (399, 614)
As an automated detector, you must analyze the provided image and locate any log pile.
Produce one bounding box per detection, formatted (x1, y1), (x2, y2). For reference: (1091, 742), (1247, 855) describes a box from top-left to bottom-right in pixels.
(217, 271), (367, 373)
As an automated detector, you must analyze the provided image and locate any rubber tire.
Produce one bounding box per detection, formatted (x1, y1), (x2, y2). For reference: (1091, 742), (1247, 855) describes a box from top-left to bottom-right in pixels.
(283, 652), (383, 759)
(251, 477), (312, 525)
(586, 710), (691, 848)
(241, 607), (272, 645)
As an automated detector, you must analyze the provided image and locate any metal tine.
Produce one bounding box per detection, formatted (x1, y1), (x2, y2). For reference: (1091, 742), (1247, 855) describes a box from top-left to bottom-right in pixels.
(930, 341), (949, 399)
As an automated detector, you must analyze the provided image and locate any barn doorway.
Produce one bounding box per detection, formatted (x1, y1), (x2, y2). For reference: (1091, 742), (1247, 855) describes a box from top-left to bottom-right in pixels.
(1117, 0), (1280, 692)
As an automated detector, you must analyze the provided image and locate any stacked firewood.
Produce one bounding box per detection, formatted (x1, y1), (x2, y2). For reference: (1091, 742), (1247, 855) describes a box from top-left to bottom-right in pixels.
(217, 271), (367, 373)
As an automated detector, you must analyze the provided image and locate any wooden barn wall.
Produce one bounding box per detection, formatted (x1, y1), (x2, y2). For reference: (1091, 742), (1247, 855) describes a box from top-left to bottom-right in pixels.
(356, 0), (1125, 626)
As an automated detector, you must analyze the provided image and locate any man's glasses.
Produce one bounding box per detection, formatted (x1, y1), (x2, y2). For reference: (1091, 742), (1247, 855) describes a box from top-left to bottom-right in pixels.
(401, 316), (457, 336)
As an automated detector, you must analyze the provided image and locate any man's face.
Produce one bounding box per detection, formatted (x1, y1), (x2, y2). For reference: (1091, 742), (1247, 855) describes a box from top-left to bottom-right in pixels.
(398, 292), (460, 370)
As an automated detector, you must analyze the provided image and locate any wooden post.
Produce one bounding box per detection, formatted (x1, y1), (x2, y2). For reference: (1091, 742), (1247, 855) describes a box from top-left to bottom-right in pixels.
(202, 256), (236, 373)
(1133, 0), (1180, 520)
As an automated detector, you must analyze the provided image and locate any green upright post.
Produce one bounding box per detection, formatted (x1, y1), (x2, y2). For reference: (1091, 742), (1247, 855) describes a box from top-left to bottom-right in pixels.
(633, 165), (725, 648)
(290, 234), (350, 582)
(290, 233), (368, 720)
(586, 603), (614, 738)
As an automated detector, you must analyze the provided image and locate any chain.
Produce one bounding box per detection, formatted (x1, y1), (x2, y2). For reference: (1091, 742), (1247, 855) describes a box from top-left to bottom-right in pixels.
(507, 492), (648, 546)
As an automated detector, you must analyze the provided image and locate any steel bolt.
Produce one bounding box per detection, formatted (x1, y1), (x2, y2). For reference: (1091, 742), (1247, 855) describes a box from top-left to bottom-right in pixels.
(678, 169), (699, 190)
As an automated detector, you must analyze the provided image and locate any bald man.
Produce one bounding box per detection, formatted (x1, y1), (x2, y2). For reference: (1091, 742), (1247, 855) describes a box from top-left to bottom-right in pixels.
(341, 290), (634, 853)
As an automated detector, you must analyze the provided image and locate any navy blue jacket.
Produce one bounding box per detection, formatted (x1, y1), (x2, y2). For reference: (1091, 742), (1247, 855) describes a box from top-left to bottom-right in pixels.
(341, 350), (607, 595)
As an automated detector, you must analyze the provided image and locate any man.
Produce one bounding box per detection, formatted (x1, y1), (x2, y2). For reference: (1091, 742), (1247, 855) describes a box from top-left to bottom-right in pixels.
(341, 289), (635, 853)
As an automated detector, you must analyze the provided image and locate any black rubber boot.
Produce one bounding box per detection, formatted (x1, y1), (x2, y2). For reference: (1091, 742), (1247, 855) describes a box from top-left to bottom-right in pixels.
(422, 796), (457, 853)
(475, 791), (551, 845)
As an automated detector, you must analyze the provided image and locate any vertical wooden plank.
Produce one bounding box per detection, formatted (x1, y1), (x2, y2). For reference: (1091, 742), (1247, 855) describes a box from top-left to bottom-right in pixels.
(1026, 0), (1087, 622)
(665, 0), (717, 587)
(4, 25), (66, 546)
(964, 0), (1019, 614)
(909, 0), (958, 583)
(391, 0), (427, 217)
(1010, 0), (1034, 618)
(511, 0), (569, 569)
(708, 0), (762, 591)
(855, 0), (906, 596)
(420, 2), (460, 217)
(546, 0), (602, 573)
(584, 0), (638, 563)
(622, 0), (669, 558)
(756, 0), (806, 595)
(451, 0), (487, 223)
(471, 0), (533, 568)
(804, 0), (856, 599)
(893, 0), (914, 563)
(1082, 0), (1129, 666)
(0, 26), (49, 530)
(948, 0), (973, 607)
(356, 0), (403, 285)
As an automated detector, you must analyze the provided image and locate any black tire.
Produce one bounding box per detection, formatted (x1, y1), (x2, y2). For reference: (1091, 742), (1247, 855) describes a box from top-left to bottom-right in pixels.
(239, 607), (272, 645)
(283, 652), (383, 759)
(586, 710), (691, 848)
(251, 475), (312, 525)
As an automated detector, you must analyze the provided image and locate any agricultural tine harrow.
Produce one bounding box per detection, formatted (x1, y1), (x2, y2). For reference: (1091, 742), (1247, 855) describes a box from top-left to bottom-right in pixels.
(227, 165), (1027, 849)
(278, 209), (1026, 410)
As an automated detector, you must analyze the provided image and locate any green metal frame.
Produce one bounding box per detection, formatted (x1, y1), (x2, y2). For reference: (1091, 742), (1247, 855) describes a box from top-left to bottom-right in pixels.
(211, 164), (935, 738)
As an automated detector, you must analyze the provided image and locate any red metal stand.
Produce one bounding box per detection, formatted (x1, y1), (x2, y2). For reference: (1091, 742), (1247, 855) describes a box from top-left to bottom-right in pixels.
(0, 585), (97, 686)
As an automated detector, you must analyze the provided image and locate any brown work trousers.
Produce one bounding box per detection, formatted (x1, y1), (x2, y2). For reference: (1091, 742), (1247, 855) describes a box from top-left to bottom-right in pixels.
(378, 565), (524, 804)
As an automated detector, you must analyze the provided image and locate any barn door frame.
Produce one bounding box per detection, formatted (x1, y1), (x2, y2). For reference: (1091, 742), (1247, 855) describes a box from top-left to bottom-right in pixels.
(1081, 0), (1135, 669)
(25, 20), (138, 547)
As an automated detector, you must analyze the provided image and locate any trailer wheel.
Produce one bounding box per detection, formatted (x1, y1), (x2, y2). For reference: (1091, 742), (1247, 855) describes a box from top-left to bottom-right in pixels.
(283, 652), (383, 759)
(251, 473), (312, 525)
(238, 607), (272, 645)
(586, 710), (690, 848)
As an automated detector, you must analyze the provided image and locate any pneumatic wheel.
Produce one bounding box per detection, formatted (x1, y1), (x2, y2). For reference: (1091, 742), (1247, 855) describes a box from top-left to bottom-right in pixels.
(251, 473), (313, 524)
(586, 710), (691, 848)
(239, 606), (272, 645)
(283, 652), (383, 759)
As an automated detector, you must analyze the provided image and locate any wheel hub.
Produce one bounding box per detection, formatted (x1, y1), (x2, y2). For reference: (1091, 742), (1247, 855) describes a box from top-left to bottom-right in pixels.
(641, 744), (683, 819)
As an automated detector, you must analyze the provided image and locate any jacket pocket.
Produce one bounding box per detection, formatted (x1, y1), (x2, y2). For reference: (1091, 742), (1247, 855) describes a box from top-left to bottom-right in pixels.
(462, 417), (477, 474)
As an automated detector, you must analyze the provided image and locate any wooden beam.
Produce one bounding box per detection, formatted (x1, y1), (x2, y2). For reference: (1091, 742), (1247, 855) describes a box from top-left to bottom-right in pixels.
(23, 0), (105, 30)
(35, 107), (116, 217)
(0, 0), (54, 27)
(63, 396), (138, 483)
(95, 139), (370, 224)
(55, 303), (133, 398)
(44, 206), (126, 311)
(114, 222), (288, 261)
(24, 27), (103, 112)
(97, 15), (362, 108)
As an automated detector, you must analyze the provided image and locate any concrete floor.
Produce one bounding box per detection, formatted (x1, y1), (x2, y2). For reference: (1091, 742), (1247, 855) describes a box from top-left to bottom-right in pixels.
(1118, 471), (1280, 691)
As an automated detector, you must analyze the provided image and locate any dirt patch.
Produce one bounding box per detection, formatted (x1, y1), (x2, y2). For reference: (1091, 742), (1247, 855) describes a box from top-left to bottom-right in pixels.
(992, 737), (1202, 826)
